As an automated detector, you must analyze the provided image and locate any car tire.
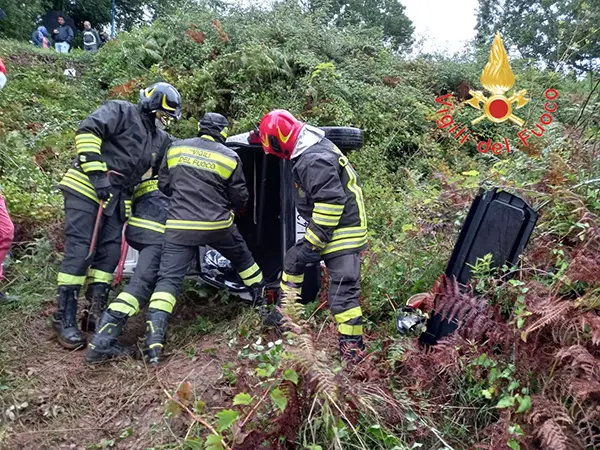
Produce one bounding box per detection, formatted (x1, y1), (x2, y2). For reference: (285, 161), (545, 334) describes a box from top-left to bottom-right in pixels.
(320, 127), (364, 152)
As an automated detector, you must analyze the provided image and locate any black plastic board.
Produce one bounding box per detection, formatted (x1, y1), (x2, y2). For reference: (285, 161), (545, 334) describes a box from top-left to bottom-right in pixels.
(419, 188), (538, 345)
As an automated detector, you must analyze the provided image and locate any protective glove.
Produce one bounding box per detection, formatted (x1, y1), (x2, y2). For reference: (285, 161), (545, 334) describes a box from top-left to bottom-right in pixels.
(296, 241), (322, 267)
(88, 173), (111, 201)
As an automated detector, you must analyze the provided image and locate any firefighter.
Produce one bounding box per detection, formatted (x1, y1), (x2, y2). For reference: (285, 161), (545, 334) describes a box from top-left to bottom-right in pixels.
(144, 112), (264, 364)
(53, 82), (181, 350)
(86, 176), (169, 363)
(258, 109), (368, 364)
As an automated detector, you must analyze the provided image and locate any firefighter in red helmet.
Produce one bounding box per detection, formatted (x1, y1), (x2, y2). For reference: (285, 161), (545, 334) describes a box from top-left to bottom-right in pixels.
(259, 110), (368, 365)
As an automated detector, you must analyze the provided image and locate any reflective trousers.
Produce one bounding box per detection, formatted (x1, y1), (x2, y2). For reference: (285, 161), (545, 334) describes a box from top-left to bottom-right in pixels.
(149, 225), (263, 313)
(57, 192), (124, 288)
(282, 246), (362, 337)
(108, 242), (162, 317)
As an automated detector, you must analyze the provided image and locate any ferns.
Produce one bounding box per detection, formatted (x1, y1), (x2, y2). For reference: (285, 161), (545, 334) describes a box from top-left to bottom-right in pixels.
(431, 274), (511, 349)
(279, 288), (339, 402)
(529, 397), (583, 450)
(522, 300), (573, 340)
(583, 312), (600, 346)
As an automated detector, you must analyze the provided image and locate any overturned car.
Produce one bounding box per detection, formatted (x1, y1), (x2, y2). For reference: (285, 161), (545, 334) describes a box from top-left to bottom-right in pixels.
(120, 126), (364, 303)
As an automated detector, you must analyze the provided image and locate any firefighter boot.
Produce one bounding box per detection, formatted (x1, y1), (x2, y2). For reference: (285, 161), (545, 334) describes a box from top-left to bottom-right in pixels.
(52, 286), (86, 349)
(250, 281), (267, 311)
(143, 309), (170, 365)
(81, 282), (110, 332)
(85, 310), (134, 364)
(339, 335), (366, 367)
(262, 294), (284, 329)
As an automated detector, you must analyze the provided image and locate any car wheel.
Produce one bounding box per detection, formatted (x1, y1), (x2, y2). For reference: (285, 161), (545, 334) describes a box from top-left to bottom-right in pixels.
(320, 126), (364, 152)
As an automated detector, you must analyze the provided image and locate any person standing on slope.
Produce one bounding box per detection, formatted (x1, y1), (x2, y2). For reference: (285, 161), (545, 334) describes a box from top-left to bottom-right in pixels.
(258, 109), (368, 366)
(52, 16), (74, 53)
(53, 82), (181, 350)
(143, 113), (265, 365)
(82, 21), (101, 53)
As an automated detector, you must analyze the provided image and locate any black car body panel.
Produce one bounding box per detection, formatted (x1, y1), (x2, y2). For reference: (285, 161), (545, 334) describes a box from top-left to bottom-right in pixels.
(121, 127), (364, 304)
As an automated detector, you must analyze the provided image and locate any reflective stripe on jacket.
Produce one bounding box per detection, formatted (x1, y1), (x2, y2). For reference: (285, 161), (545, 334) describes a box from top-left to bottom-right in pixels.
(125, 177), (169, 246)
(71, 101), (170, 190)
(57, 168), (133, 220)
(158, 135), (248, 238)
(58, 100), (171, 218)
(292, 138), (368, 259)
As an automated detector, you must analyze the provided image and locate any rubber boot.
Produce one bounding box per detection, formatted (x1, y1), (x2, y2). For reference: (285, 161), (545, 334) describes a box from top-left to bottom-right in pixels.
(249, 282), (266, 308)
(339, 335), (365, 367)
(85, 309), (134, 364)
(143, 309), (170, 365)
(262, 294), (284, 329)
(81, 282), (110, 332)
(52, 285), (86, 349)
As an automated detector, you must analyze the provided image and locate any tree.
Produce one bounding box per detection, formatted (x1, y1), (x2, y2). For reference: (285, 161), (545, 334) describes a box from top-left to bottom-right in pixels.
(475, 0), (502, 47)
(475, 0), (600, 74)
(309, 0), (414, 51)
(50, 0), (146, 31)
(0, 0), (51, 40)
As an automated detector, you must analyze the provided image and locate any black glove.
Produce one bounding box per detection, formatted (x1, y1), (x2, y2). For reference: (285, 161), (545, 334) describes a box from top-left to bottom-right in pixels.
(88, 173), (111, 201)
(296, 242), (322, 267)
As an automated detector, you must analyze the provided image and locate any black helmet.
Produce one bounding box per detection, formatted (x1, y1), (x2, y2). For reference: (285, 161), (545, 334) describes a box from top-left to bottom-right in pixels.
(139, 82), (182, 119)
(198, 112), (229, 143)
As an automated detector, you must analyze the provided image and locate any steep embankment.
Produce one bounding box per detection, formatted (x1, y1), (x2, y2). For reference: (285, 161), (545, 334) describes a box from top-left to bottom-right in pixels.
(1, 2), (600, 449)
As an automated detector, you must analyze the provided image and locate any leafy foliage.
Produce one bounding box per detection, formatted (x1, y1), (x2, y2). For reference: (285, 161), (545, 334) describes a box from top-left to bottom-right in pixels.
(476, 0), (600, 73)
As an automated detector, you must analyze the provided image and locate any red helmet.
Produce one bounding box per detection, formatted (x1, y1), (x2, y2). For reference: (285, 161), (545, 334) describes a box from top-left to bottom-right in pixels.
(258, 109), (304, 159)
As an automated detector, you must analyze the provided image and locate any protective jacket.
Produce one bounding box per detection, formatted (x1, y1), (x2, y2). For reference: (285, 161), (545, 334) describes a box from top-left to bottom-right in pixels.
(158, 135), (248, 242)
(126, 177), (169, 247)
(292, 136), (368, 259)
(58, 100), (171, 220)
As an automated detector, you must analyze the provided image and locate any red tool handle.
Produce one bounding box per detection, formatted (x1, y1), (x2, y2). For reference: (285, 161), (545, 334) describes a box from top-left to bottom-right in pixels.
(86, 200), (104, 260)
(113, 224), (129, 286)
(85, 170), (124, 261)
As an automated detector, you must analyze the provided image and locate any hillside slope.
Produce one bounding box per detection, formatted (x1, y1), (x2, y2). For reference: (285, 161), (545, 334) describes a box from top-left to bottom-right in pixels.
(1, 2), (600, 449)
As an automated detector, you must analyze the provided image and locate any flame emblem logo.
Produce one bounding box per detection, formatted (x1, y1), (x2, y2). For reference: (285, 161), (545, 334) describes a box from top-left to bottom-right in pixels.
(467, 32), (529, 126)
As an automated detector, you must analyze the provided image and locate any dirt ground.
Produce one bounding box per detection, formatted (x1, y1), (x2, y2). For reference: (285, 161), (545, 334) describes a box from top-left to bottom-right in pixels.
(0, 295), (262, 450)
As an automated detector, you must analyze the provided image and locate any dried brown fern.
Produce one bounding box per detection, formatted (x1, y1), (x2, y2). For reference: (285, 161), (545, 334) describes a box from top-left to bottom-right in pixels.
(573, 404), (600, 449)
(583, 312), (600, 346)
(556, 345), (600, 379)
(430, 275), (511, 349)
(279, 288), (338, 401)
(522, 300), (573, 341)
(537, 419), (573, 450)
(566, 213), (600, 285)
(347, 383), (405, 426)
(528, 396), (584, 450)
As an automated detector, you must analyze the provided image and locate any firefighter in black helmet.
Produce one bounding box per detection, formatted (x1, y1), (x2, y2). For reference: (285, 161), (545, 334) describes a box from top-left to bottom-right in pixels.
(53, 82), (181, 350)
(143, 113), (265, 365)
